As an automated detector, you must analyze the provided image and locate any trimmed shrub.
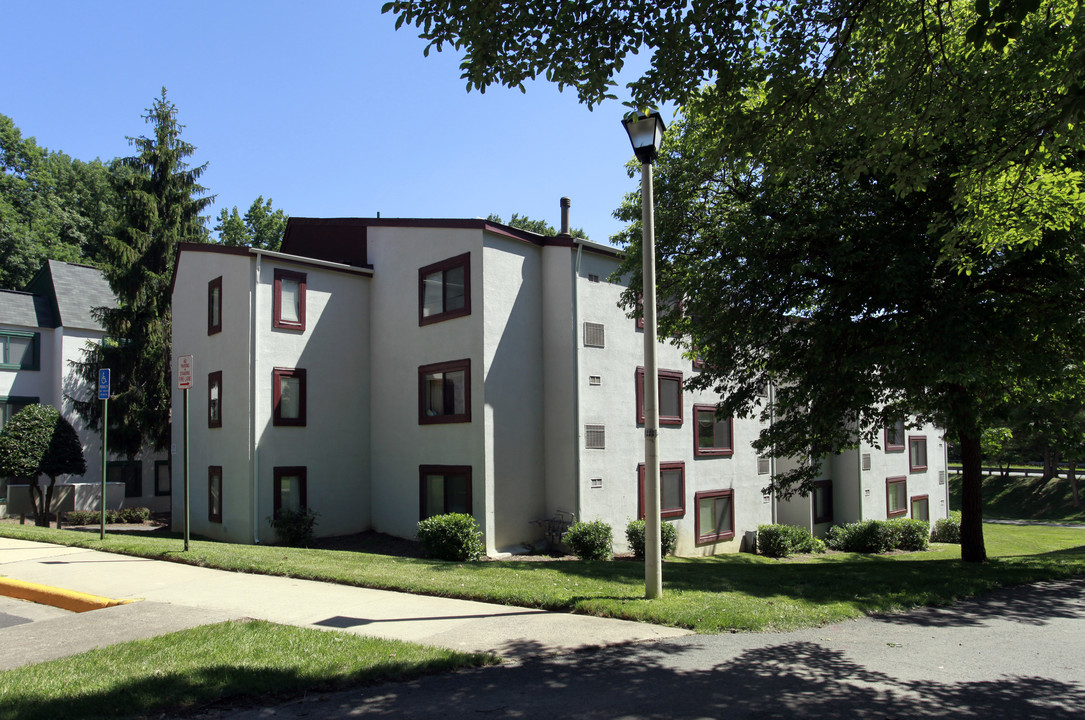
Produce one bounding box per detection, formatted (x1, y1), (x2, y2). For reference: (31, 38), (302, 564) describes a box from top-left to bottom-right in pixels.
(65, 510), (98, 525)
(65, 507), (152, 525)
(827, 520), (892, 553)
(563, 519), (613, 560)
(416, 512), (485, 561)
(930, 510), (962, 544)
(115, 506), (151, 524)
(886, 517), (930, 551)
(268, 508), (319, 547)
(757, 524), (826, 558)
(625, 519), (678, 559)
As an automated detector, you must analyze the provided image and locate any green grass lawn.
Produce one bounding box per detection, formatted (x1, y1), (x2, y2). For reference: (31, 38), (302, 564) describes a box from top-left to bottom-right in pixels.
(0, 619), (495, 720)
(2, 522), (1082, 633)
(948, 473), (1085, 523)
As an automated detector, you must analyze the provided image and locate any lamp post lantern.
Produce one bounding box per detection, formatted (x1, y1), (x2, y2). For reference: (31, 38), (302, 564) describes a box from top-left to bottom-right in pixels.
(623, 110), (667, 599)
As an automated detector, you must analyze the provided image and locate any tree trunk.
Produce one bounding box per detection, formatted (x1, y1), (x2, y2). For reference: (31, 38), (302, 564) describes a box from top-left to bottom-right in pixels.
(28, 483), (47, 527)
(43, 481), (55, 529)
(957, 430), (987, 563)
(1069, 461), (1081, 507)
(1042, 449), (1059, 481)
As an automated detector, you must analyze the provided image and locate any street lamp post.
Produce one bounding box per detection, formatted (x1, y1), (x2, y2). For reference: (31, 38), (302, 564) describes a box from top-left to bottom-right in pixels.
(623, 110), (667, 600)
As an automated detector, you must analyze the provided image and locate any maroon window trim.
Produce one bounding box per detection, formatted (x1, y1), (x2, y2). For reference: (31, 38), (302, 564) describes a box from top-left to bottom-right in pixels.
(419, 464), (473, 520)
(909, 435), (928, 472)
(695, 489), (735, 544)
(208, 370), (222, 428)
(813, 479), (834, 524)
(418, 252), (471, 326)
(635, 366), (684, 426)
(910, 494), (930, 521)
(418, 359), (472, 425)
(208, 466), (222, 523)
(208, 276), (222, 335)
(272, 367), (307, 426)
(273, 466), (308, 516)
(693, 403), (733, 456)
(272, 268), (307, 330)
(638, 461), (686, 519)
(886, 476), (907, 518)
(885, 420), (906, 452)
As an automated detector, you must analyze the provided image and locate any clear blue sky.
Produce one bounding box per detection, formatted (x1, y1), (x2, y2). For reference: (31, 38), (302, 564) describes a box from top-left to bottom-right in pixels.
(3, 1), (658, 246)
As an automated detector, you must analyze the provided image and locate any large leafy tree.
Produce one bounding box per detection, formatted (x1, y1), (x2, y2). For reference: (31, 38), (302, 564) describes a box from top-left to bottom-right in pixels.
(385, 0), (1084, 258)
(73, 89), (213, 456)
(213, 195), (288, 251)
(0, 114), (121, 288)
(0, 404), (87, 527)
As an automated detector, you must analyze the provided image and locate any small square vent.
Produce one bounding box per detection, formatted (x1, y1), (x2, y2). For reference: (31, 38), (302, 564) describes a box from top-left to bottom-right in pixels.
(862, 453), (872, 471)
(588, 273), (600, 283)
(757, 456), (771, 475)
(585, 424), (605, 449)
(588, 375), (602, 386)
(590, 477), (603, 489)
(583, 322), (605, 348)
(938, 470), (946, 485)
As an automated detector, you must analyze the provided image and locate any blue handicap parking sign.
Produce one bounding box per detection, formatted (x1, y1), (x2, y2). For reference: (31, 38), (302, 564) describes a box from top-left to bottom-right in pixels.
(98, 368), (110, 400)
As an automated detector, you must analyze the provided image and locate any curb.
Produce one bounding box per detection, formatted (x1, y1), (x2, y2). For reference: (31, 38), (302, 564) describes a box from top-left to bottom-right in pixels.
(0, 577), (134, 613)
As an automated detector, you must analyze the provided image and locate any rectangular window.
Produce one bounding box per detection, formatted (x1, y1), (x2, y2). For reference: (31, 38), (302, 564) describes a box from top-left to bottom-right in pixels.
(208, 466), (222, 523)
(695, 489), (735, 543)
(208, 371), (222, 428)
(419, 252), (470, 325)
(273, 268), (306, 330)
(418, 359), (471, 424)
(154, 460), (171, 497)
(635, 367), (683, 426)
(0, 396), (38, 435)
(588, 273), (600, 283)
(419, 465), (472, 520)
(585, 424), (605, 449)
(886, 476), (907, 518)
(910, 494), (930, 521)
(583, 322), (605, 348)
(909, 436), (928, 472)
(274, 466), (308, 516)
(272, 367), (306, 426)
(107, 460), (142, 498)
(885, 420), (905, 451)
(862, 453), (872, 471)
(638, 461), (686, 519)
(208, 276), (222, 335)
(813, 480), (834, 524)
(0, 331), (40, 371)
(694, 404), (733, 456)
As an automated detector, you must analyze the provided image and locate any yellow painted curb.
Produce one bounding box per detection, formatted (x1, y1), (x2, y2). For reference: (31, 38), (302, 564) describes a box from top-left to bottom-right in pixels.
(0, 577), (134, 613)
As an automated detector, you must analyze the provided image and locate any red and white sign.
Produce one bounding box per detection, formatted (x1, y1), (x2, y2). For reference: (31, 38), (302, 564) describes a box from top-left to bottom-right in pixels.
(177, 355), (194, 390)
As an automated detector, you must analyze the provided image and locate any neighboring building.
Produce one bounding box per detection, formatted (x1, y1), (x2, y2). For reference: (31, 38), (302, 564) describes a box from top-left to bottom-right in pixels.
(169, 207), (949, 555)
(0, 261), (170, 516)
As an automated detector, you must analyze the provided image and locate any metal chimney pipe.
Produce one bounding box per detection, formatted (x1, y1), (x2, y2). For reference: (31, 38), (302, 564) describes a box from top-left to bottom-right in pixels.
(560, 197), (571, 236)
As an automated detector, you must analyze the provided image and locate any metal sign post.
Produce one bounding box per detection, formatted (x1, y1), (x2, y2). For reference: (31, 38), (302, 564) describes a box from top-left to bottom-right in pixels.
(98, 368), (110, 540)
(178, 355), (193, 551)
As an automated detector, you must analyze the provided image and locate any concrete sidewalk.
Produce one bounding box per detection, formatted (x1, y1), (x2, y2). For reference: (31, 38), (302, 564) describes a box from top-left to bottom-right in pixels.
(0, 537), (689, 669)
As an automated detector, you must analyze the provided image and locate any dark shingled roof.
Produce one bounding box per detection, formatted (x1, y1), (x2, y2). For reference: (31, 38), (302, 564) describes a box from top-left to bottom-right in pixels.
(19, 260), (116, 332)
(0, 289), (55, 328)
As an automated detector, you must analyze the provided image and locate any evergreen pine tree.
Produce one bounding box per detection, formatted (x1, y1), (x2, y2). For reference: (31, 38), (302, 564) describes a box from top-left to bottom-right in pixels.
(73, 89), (212, 456)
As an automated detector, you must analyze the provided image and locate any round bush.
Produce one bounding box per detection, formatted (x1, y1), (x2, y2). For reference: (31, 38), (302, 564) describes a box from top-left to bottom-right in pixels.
(563, 519), (613, 560)
(268, 508), (319, 547)
(930, 510), (962, 543)
(416, 512), (485, 561)
(757, 524), (824, 558)
(625, 518), (678, 559)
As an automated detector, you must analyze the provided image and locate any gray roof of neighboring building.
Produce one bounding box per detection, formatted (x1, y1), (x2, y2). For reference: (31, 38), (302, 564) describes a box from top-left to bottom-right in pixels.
(18, 260), (116, 332)
(0, 289), (56, 329)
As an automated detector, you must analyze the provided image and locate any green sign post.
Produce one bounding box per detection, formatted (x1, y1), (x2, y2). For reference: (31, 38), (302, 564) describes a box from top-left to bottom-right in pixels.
(98, 368), (110, 540)
(178, 355), (193, 551)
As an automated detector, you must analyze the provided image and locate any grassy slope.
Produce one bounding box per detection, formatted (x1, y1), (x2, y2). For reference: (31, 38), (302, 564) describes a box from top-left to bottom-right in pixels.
(949, 473), (1085, 523)
(0, 620), (495, 720)
(2, 522), (1082, 633)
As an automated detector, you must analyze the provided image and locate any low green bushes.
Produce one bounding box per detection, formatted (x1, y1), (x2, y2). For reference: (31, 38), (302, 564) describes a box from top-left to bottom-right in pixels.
(416, 513), (485, 561)
(563, 519), (613, 560)
(827, 518), (930, 553)
(268, 507), (318, 547)
(757, 524), (826, 558)
(65, 507), (151, 525)
(625, 518), (678, 559)
(930, 510), (962, 543)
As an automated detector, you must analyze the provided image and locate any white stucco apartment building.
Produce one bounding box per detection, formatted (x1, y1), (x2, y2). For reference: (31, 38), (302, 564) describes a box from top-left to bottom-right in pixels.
(0, 261), (170, 516)
(169, 209), (949, 555)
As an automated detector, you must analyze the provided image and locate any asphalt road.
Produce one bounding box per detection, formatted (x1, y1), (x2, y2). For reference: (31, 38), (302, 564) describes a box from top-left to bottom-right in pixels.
(190, 576), (1085, 720)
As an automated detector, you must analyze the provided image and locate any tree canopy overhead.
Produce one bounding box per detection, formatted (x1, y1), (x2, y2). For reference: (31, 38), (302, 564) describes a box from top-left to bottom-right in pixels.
(386, 0), (1085, 256)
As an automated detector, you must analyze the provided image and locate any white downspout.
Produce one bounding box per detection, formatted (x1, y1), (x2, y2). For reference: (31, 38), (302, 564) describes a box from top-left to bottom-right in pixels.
(250, 253), (261, 543)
